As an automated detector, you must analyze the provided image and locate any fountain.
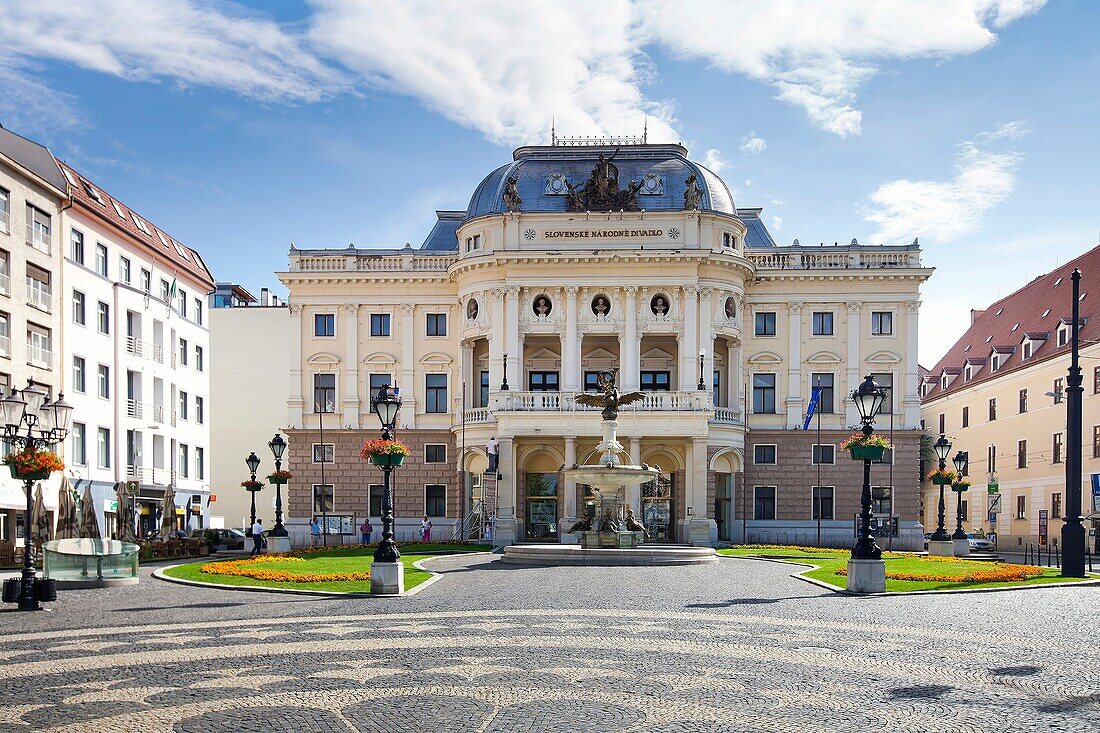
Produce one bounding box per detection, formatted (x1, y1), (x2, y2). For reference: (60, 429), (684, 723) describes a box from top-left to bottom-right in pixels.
(500, 372), (718, 566)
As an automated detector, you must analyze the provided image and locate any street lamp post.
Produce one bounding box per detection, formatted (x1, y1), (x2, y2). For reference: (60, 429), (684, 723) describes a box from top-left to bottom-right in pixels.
(1064, 267), (1087, 577)
(371, 385), (404, 595)
(268, 433), (288, 537)
(952, 451), (970, 555)
(929, 434), (953, 545)
(697, 349), (706, 392)
(851, 375), (887, 561)
(1, 382), (73, 612)
(500, 353), (509, 391)
(245, 451), (260, 527)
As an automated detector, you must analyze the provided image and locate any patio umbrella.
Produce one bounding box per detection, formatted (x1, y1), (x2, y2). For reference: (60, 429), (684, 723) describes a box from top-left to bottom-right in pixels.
(159, 484), (177, 538)
(55, 476), (80, 539)
(78, 484), (101, 539)
(30, 483), (52, 547)
(115, 481), (137, 542)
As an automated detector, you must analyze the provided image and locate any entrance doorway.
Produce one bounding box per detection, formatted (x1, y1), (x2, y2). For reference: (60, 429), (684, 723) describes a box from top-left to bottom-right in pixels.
(715, 473), (732, 541)
(525, 472), (559, 540)
(642, 474), (674, 543)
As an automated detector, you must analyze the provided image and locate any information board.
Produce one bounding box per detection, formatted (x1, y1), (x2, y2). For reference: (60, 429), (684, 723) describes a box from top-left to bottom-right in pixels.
(1038, 509), (1049, 546)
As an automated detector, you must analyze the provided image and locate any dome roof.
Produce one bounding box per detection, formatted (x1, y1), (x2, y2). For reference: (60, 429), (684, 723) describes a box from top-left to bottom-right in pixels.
(465, 143), (737, 219)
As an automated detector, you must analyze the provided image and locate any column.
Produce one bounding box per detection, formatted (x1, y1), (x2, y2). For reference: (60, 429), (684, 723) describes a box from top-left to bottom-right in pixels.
(687, 437), (715, 545)
(699, 287), (714, 396)
(562, 286), (580, 391)
(562, 436), (578, 544)
(903, 300), (920, 429)
(460, 340), (475, 410)
(680, 285), (699, 390)
(489, 288), (505, 398)
(495, 435), (518, 545)
(622, 286), (639, 391)
(399, 303), (415, 429)
(342, 304), (360, 429)
(288, 304), (304, 427)
(727, 340), (742, 414)
(504, 286), (520, 390)
(627, 438), (642, 516)
(785, 301), (803, 429)
(846, 301), (862, 427)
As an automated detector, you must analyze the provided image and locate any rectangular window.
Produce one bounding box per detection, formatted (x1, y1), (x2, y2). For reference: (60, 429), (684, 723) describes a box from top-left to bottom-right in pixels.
(314, 313), (335, 337)
(584, 371), (603, 391)
(196, 395), (204, 424)
(312, 485), (334, 514)
(97, 427), (111, 468)
(313, 373), (336, 412)
(1015, 495), (1026, 519)
(528, 371), (559, 391)
(196, 447), (205, 480)
(0, 187), (7, 233)
(988, 398), (997, 421)
(195, 345), (204, 372)
(160, 279), (170, 302)
(73, 356), (86, 393)
(871, 311), (893, 335)
(425, 373), (448, 413)
(872, 487), (893, 516)
(179, 391), (189, 420)
(71, 422), (86, 465)
(426, 484), (447, 516)
(961, 406), (969, 428)
(753, 444), (777, 464)
(312, 443), (334, 463)
(179, 444), (189, 478)
(1052, 432), (1063, 464)
(812, 486), (834, 520)
(97, 301), (110, 334)
(426, 313), (447, 336)
(1053, 377), (1064, 403)
(26, 204), (51, 253)
(480, 371), (490, 407)
(194, 298), (203, 325)
(811, 373), (834, 413)
(27, 324), (51, 367)
(369, 485), (384, 516)
(70, 229), (84, 264)
(938, 413), (945, 434)
(1017, 439), (1027, 469)
(753, 486), (776, 520)
(370, 313), (391, 337)
(640, 371), (670, 391)
(713, 369), (720, 406)
(872, 373), (893, 414)
(140, 269), (151, 293)
(811, 444), (835, 465)
(72, 290), (86, 325)
(425, 444), (447, 463)
(1094, 426), (1100, 459)
(754, 311), (776, 336)
(1052, 492), (1062, 519)
(178, 288), (187, 318)
(0, 312), (8, 356)
(179, 338), (188, 366)
(1095, 366), (1100, 394)
(97, 364), (109, 399)
(26, 264), (51, 312)
(1019, 388), (1028, 413)
(120, 256), (131, 284)
(0, 250), (9, 295)
(368, 373), (391, 400)
(811, 311), (834, 336)
(752, 373), (776, 413)
(988, 444), (996, 473)
(95, 242), (108, 277)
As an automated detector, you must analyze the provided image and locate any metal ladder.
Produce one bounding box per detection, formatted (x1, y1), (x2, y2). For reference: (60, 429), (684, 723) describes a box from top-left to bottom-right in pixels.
(450, 472), (499, 541)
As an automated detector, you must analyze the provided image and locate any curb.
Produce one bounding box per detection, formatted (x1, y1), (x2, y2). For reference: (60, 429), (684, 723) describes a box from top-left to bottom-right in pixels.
(153, 550), (490, 599)
(722, 554), (1100, 596)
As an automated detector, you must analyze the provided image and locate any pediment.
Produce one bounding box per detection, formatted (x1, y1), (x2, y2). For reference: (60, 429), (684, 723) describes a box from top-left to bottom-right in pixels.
(583, 347), (618, 360)
(419, 352), (454, 366)
(362, 351), (397, 365)
(867, 350), (901, 364)
(806, 350), (841, 364)
(640, 346), (675, 361)
(747, 351), (782, 365)
(526, 347), (561, 361)
(306, 352), (340, 366)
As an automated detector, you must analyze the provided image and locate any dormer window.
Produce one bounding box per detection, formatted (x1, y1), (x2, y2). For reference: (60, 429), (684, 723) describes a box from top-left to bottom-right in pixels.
(1058, 324), (1070, 347)
(941, 373), (950, 390)
(990, 353), (1001, 373)
(964, 364), (975, 381)
(1022, 340), (1033, 360)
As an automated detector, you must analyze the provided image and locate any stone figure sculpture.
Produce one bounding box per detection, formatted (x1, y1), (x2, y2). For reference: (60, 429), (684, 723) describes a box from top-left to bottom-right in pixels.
(568, 507), (595, 534)
(624, 509), (648, 537)
(598, 509), (620, 533)
(562, 148), (641, 211)
(502, 176), (523, 211)
(574, 370), (645, 421)
(684, 172), (703, 210)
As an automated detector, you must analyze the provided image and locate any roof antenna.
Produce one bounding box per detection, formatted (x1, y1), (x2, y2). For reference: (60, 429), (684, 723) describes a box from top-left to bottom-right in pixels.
(551, 116), (556, 146)
(643, 116), (648, 144)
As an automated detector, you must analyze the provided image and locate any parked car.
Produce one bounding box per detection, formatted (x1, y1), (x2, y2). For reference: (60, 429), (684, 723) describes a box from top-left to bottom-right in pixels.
(967, 533), (995, 552)
(192, 528), (247, 551)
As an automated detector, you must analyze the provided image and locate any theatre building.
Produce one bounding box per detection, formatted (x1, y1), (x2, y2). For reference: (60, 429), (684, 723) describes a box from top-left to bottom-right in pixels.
(280, 139), (931, 548)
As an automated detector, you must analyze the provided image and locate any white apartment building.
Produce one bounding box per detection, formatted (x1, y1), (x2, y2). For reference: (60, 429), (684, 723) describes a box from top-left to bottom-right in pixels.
(0, 125), (67, 547)
(57, 160), (215, 537)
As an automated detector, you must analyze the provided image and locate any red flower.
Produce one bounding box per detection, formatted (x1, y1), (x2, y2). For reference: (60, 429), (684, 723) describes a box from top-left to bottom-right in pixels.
(360, 439), (410, 459)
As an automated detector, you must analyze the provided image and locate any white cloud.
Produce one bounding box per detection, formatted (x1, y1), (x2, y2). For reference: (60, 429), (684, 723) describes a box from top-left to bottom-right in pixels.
(978, 120), (1033, 140)
(861, 124), (1028, 243)
(744, 179), (753, 187)
(740, 132), (766, 154)
(772, 216), (783, 231)
(701, 148), (728, 172)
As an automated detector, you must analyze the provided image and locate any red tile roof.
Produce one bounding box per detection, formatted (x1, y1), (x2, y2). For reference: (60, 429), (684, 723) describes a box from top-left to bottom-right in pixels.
(57, 160), (214, 289)
(921, 242), (1100, 403)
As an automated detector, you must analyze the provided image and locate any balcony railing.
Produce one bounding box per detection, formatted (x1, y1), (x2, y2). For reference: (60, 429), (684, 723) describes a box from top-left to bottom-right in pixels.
(125, 336), (165, 364)
(26, 281), (50, 311)
(126, 465), (176, 486)
(0, 272), (9, 297)
(25, 225), (51, 254)
(0, 335), (10, 358)
(747, 246), (921, 270)
(462, 407), (493, 424)
(127, 400), (165, 423)
(0, 209), (8, 233)
(711, 406), (743, 424)
(494, 390), (713, 413)
(291, 252), (457, 273)
(28, 343), (50, 368)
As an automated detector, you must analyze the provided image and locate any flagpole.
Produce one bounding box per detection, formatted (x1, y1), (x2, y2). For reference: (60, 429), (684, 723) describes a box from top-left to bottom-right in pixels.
(816, 376), (822, 548)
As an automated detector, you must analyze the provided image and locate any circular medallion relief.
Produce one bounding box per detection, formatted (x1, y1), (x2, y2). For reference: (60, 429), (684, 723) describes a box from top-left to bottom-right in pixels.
(532, 294), (553, 317)
(667, 227), (681, 240)
(591, 294), (612, 316)
(524, 228), (536, 240)
(467, 299), (479, 320)
(724, 297), (737, 319)
(650, 294), (670, 316)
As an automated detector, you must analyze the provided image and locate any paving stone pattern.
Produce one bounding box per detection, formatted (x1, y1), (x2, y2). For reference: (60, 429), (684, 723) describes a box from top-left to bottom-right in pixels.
(0, 555), (1097, 732)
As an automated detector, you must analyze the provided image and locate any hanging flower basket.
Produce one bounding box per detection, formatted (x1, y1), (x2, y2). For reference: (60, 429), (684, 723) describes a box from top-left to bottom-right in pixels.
(951, 480), (971, 492)
(361, 439), (410, 467)
(266, 470), (293, 485)
(927, 468), (958, 486)
(839, 433), (891, 461)
(4, 449), (63, 480)
(241, 479), (265, 492)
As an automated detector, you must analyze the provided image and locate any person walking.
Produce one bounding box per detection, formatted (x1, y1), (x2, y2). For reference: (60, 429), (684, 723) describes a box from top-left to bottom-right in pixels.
(250, 518), (264, 556)
(420, 515), (433, 542)
(360, 518), (374, 545)
(486, 436), (499, 473)
(310, 516), (321, 547)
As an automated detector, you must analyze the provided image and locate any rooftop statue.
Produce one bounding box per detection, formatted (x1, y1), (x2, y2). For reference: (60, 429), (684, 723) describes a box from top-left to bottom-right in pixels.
(502, 176), (523, 211)
(564, 148), (641, 212)
(684, 172), (703, 210)
(574, 370), (645, 421)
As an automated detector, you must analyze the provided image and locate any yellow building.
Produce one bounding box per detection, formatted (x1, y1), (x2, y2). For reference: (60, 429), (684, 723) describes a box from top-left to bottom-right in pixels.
(920, 243), (1100, 551)
(280, 140), (932, 548)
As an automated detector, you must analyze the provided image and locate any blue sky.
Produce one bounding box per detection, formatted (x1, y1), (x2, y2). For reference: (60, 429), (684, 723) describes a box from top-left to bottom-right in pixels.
(1, 0), (1095, 365)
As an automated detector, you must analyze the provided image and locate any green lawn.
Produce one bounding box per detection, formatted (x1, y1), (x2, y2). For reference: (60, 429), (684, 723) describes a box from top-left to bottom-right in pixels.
(718, 545), (1094, 592)
(162, 543), (490, 593)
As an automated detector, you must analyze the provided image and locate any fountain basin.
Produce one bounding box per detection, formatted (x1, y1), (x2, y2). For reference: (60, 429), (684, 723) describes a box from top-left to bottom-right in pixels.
(564, 465), (659, 488)
(501, 543), (718, 566)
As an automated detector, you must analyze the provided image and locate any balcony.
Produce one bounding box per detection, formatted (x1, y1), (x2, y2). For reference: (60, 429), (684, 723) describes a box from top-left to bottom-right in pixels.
(746, 245), (921, 270)
(125, 336), (165, 364)
(25, 225), (51, 254)
(127, 400), (166, 424)
(126, 465), (176, 487)
(26, 281), (50, 312)
(291, 251), (456, 273)
(494, 390), (714, 413)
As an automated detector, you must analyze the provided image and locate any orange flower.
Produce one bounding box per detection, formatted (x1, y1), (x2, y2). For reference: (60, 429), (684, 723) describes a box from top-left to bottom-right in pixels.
(3, 449), (64, 475)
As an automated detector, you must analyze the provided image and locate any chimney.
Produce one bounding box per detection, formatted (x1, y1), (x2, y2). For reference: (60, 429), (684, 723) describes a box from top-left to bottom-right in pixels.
(260, 288), (270, 306)
(970, 309), (985, 325)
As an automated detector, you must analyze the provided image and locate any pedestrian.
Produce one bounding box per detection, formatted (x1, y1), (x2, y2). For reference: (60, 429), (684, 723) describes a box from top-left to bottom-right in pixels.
(486, 436), (499, 473)
(310, 516), (321, 546)
(360, 518), (373, 545)
(420, 515), (432, 542)
(250, 518), (264, 556)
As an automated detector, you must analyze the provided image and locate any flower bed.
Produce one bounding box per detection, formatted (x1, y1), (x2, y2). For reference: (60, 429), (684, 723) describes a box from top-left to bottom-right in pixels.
(200, 554), (371, 583)
(835, 560), (1044, 583)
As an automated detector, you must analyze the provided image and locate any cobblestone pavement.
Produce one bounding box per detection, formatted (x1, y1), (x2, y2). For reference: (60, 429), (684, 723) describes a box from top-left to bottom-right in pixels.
(0, 554), (1097, 732)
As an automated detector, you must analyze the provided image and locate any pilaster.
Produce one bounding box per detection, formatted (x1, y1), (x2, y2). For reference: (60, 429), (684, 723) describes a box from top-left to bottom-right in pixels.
(904, 300), (920, 429)
(288, 303), (304, 427)
(846, 301), (862, 427)
(699, 287), (715, 397)
(563, 286), (580, 390)
(681, 285), (699, 390)
(623, 286), (640, 391)
(785, 301), (803, 429)
(399, 303), (415, 429)
(342, 303), (360, 428)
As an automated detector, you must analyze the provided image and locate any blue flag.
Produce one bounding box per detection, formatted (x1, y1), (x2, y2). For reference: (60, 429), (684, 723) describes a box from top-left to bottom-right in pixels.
(803, 387), (821, 430)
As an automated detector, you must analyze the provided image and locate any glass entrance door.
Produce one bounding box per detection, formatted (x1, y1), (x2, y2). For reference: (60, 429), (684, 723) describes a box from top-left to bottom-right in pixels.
(525, 472), (559, 540)
(642, 474), (674, 543)
(715, 473), (732, 542)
